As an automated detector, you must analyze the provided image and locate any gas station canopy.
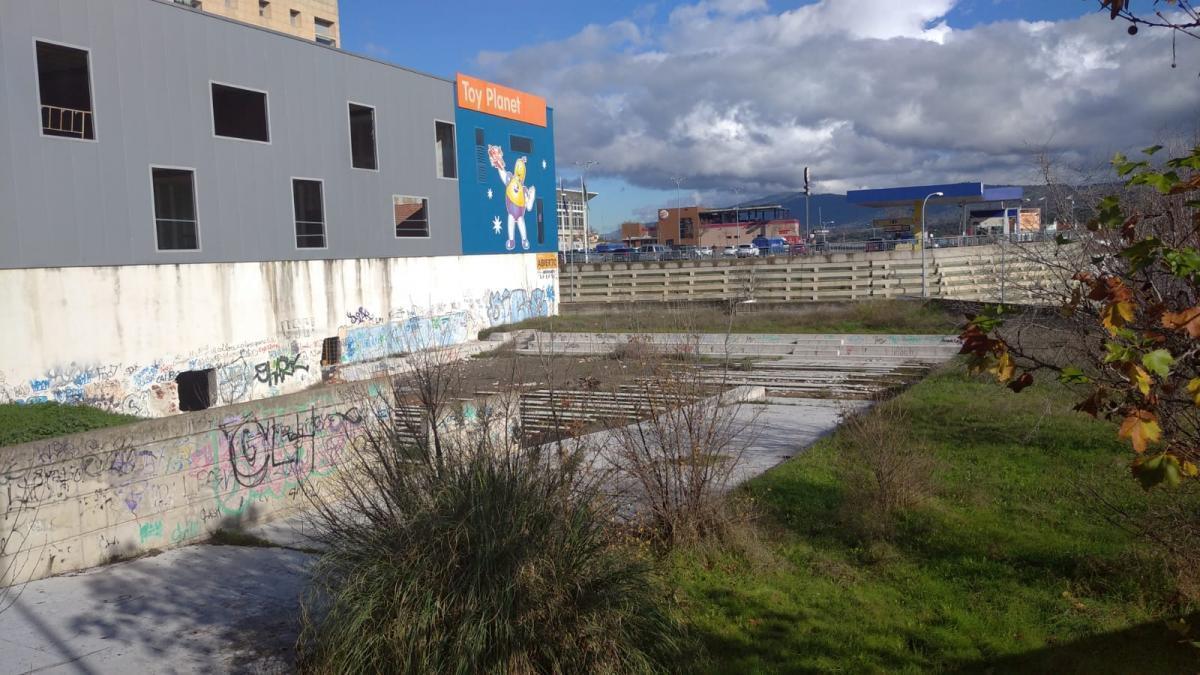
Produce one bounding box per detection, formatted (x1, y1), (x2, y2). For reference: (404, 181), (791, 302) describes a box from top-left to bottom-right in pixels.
(846, 182), (1022, 208)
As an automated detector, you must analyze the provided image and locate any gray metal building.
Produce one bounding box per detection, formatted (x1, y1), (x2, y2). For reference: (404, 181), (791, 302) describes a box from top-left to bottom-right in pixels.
(0, 0), (464, 270)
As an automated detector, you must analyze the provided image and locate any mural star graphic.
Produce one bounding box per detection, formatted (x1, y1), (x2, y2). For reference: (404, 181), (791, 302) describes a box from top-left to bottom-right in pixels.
(486, 188), (493, 199)
(541, 159), (547, 170)
(492, 216), (502, 234)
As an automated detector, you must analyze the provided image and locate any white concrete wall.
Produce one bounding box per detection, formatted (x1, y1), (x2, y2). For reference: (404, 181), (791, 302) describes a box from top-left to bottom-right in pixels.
(0, 254), (558, 416)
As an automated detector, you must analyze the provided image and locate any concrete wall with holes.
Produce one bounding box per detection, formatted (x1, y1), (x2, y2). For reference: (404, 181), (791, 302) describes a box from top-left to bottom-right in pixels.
(0, 253), (559, 417)
(0, 377), (504, 586)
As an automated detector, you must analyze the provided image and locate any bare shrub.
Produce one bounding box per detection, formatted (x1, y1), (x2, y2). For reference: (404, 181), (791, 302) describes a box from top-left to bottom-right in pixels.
(834, 400), (935, 540)
(603, 342), (761, 547)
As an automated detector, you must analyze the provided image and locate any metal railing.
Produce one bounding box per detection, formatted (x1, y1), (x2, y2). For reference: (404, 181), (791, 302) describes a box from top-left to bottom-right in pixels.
(560, 231), (1069, 265)
(41, 104), (93, 139)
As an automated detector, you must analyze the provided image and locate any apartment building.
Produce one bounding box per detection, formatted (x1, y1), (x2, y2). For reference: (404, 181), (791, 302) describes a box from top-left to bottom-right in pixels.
(176, 0), (339, 46)
(556, 187), (597, 251)
(0, 0), (559, 417)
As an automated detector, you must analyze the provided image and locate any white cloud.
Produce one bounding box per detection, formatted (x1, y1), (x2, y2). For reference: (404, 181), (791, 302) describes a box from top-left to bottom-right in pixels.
(478, 0), (1200, 196)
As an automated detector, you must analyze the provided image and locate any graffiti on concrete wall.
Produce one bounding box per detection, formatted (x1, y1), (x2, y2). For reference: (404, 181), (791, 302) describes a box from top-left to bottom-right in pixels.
(487, 285), (555, 326)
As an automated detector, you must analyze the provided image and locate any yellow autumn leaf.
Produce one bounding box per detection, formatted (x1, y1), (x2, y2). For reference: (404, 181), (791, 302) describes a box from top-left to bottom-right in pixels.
(989, 349), (1015, 383)
(1183, 461), (1199, 478)
(1188, 378), (1200, 406)
(1119, 410), (1162, 454)
(1131, 364), (1152, 397)
(1101, 300), (1136, 334)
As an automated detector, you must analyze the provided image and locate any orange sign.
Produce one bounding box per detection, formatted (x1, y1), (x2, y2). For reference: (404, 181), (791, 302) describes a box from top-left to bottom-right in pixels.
(536, 253), (559, 271)
(456, 73), (546, 127)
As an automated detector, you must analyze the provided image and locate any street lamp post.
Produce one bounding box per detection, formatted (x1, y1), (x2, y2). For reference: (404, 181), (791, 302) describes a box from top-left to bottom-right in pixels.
(732, 186), (744, 246)
(921, 191), (944, 299)
(671, 175), (686, 245)
(576, 160), (598, 262)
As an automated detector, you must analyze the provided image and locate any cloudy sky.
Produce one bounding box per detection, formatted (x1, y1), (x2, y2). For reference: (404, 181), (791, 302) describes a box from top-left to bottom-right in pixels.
(345, 0), (1200, 227)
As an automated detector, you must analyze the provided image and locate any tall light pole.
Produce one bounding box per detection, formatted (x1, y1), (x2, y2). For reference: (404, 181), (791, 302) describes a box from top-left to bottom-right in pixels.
(921, 191), (944, 299)
(732, 185), (744, 246)
(576, 160), (598, 262)
(671, 175), (686, 245)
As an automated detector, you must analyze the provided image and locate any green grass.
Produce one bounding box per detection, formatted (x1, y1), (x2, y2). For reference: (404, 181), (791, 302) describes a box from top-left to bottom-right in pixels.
(0, 402), (140, 447)
(671, 367), (1200, 673)
(480, 300), (959, 338)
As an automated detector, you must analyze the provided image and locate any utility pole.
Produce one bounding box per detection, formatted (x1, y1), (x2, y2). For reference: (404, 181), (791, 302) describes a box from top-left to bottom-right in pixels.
(803, 166), (811, 239)
(732, 185), (744, 246)
(576, 160), (597, 262)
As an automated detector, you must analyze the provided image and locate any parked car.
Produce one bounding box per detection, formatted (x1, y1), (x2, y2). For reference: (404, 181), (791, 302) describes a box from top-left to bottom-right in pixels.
(594, 243), (622, 254)
(752, 236), (788, 255)
(696, 246), (714, 257)
(736, 244), (760, 258)
(609, 246), (637, 261)
(637, 244), (671, 260)
(721, 245), (739, 257)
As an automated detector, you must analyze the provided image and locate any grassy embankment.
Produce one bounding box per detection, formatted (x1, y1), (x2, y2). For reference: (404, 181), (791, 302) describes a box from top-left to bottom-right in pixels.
(674, 367), (1200, 673)
(0, 402), (139, 447)
(480, 300), (960, 338)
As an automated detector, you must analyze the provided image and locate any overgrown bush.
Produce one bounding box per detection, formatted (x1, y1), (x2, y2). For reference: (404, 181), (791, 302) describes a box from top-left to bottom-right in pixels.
(834, 401), (934, 540)
(298, 349), (684, 674)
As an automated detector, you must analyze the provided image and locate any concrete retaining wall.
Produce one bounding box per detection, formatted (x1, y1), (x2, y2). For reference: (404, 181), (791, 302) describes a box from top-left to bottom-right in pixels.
(560, 243), (1062, 304)
(0, 254), (558, 417)
(0, 379), (446, 586)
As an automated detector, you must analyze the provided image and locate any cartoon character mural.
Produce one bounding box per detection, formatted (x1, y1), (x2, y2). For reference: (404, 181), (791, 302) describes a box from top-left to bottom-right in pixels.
(487, 146), (537, 251)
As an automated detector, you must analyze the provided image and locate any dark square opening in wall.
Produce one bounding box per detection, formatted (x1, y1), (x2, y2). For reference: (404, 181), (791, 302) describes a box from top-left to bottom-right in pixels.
(176, 369), (215, 411)
(321, 337), (341, 366)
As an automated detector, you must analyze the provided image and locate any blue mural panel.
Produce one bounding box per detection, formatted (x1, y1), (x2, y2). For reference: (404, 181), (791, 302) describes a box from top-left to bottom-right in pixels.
(454, 107), (558, 255)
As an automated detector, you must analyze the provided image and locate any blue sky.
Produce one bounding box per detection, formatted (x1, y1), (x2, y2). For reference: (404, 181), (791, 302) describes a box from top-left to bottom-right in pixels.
(335, 1), (1191, 231)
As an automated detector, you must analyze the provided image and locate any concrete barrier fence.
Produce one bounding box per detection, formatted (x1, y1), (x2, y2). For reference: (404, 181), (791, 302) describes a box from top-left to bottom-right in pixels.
(559, 243), (1063, 305)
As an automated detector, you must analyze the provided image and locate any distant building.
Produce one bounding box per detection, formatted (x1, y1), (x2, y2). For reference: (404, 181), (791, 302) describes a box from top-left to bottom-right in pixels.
(175, 0), (340, 45)
(620, 221), (657, 247)
(556, 187), (597, 251)
(656, 205), (800, 247)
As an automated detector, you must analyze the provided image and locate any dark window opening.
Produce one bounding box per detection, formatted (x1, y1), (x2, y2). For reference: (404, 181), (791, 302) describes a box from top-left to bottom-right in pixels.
(152, 168), (199, 250)
(536, 197), (545, 244)
(348, 103), (377, 170)
(394, 196), (429, 237)
(258, 0), (270, 17)
(315, 18), (336, 46)
(293, 179), (326, 248)
(435, 121), (457, 179)
(321, 337), (341, 366)
(36, 41), (95, 140)
(510, 135), (533, 154)
(474, 127), (488, 183)
(211, 83), (269, 142)
(176, 369), (214, 411)
(680, 217), (695, 240)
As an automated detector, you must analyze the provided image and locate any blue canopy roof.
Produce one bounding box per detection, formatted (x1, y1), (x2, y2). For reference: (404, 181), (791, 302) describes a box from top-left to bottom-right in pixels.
(846, 182), (1023, 208)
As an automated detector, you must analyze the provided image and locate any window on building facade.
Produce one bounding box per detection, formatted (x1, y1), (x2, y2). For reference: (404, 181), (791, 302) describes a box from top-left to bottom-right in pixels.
(224, 0), (237, 9)
(211, 82), (270, 142)
(474, 128), (488, 183)
(152, 167), (199, 251)
(35, 41), (95, 140)
(293, 179), (326, 248)
(320, 337), (340, 366)
(315, 18), (335, 46)
(510, 134), (533, 154)
(258, 0), (270, 18)
(348, 103), (377, 170)
(289, 9), (300, 26)
(435, 121), (457, 179)
(394, 196), (429, 238)
(680, 217), (694, 239)
(536, 198), (545, 244)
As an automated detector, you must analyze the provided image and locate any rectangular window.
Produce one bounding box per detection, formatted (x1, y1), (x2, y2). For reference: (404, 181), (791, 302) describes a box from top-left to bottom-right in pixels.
(293, 179), (326, 248)
(258, 0), (270, 17)
(225, 0), (237, 8)
(176, 369), (215, 411)
(536, 197), (545, 244)
(289, 9), (300, 26)
(315, 18), (335, 46)
(152, 167), (199, 251)
(35, 41), (95, 140)
(435, 121), (457, 179)
(394, 196), (429, 238)
(510, 135), (533, 154)
(348, 103), (377, 170)
(680, 217), (695, 239)
(474, 128), (488, 183)
(211, 82), (269, 142)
